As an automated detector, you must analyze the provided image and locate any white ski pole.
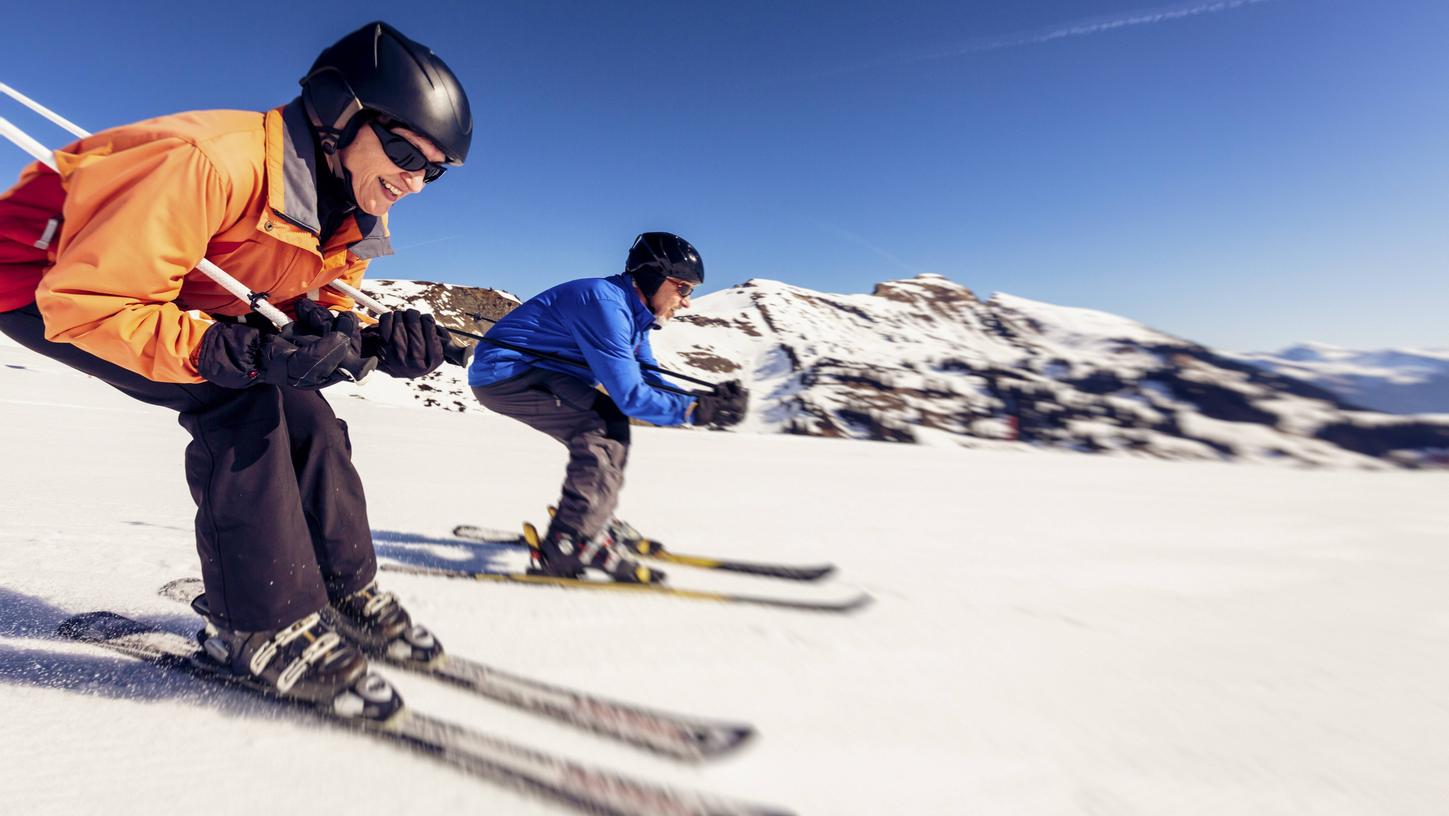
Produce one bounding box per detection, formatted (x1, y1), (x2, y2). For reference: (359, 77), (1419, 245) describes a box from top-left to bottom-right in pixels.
(0, 112), (295, 330)
(0, 82), (87, 139)
(0, 83), (378, 329)
(326, 278), (390, 316)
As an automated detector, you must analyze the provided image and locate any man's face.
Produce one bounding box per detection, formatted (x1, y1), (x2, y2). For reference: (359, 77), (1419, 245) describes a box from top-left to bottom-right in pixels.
(338, 120), (447, 216)
(648, 277), (695, 323)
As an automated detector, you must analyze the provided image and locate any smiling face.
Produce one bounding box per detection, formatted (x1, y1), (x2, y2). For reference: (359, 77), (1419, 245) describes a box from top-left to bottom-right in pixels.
(337, 121), (447, 216)
(647, 277), (695, 324)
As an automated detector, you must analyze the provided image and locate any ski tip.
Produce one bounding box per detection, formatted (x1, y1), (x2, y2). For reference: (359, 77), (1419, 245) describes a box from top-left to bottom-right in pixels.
(768, 592), (872, 614)
(522, 521), (541, 548)
(701, 724), (757, 757)
(788, 591), (873, 614)
(707, 561), (836, 582)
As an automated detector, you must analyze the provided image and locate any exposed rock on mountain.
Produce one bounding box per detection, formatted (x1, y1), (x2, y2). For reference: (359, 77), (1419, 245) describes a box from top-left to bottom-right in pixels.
(648, 274), (1449, 468)
(358, 275), (1449, 468)
(351, 279), (518, 413)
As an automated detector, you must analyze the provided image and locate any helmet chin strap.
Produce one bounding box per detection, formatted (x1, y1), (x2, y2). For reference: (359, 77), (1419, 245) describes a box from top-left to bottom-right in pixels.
(302, 93), (362, 179)
(302, 94), (362, 208)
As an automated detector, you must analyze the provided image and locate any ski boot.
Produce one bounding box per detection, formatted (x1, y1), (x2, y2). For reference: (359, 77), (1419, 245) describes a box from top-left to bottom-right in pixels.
(604, 517), (664, 557)
(530, 524), (665, 584)
(193, 597), (399, 719)
(546, 506), (660, 559)
(327, 581), (444, 666)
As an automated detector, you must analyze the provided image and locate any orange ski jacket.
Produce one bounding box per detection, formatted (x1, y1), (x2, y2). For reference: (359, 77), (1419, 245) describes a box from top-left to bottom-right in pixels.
(0, 99), (392, 382)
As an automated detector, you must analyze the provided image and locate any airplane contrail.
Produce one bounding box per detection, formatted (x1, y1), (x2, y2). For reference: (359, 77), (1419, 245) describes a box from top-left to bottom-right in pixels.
(811, 0), (1278, 77)
(935, 0), (1277, 57)
(804, 216), (920, 275)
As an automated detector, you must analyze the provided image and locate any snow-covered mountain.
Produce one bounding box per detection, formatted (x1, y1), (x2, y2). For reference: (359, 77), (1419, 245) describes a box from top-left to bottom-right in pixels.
(1235, 343), (1449, 415)
(647, 274), (1449, 468)
(365, 275), (1449, 469)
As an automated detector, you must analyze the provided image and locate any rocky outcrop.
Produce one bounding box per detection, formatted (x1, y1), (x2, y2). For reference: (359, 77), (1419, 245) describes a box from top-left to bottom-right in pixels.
(351, 275), (1449, 469)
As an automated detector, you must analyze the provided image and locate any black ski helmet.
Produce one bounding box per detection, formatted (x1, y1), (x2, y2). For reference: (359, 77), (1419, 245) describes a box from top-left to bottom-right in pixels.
(301, 21), (472, 165)
(625, 232), (704, 298)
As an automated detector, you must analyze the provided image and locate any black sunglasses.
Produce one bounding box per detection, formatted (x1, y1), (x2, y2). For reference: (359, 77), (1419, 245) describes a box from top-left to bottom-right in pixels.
(368, 120), (448, 183)
(669, 278), (695, 298)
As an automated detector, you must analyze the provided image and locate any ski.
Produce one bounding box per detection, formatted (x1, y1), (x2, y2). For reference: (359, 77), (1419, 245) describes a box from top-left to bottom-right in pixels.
(58, 611), (791, 816)
(450, 523), (837, 583)
(160, 578), (752, 762)
(378, 562), (872, 615)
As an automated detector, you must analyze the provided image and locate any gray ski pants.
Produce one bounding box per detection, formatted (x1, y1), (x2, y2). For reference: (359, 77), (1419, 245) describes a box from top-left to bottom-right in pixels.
(472, 369), (631, 539)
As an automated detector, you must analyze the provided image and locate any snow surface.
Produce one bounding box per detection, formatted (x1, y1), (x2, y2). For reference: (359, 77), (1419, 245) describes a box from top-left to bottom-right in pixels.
(3, 338), (1449, 815)
(987, 292), (1178, 348)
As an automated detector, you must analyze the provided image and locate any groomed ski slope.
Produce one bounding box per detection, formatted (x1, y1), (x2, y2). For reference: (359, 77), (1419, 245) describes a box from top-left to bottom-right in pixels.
(2, 336), (1447, 816)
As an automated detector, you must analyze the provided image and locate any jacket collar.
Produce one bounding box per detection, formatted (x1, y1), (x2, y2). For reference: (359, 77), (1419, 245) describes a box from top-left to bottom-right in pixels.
(264, 99), (392, 260)
(608, 273), (660, 332)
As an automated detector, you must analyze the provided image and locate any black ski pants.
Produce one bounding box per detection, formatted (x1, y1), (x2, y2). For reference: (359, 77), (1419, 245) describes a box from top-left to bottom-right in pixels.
(0, 303), (375, 631)
(472, 369), (631, 539)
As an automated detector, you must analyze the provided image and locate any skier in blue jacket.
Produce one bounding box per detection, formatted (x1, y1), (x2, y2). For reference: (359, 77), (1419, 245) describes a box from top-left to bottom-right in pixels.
(469, 232), (748, 583)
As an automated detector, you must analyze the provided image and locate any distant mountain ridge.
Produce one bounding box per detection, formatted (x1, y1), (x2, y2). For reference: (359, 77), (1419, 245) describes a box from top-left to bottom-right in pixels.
(1235, 343), (1449, 415)
(361, 275), (1449, 469)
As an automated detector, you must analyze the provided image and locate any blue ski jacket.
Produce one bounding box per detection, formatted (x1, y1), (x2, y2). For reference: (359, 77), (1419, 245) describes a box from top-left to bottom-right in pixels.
(467, 274), (696, 426)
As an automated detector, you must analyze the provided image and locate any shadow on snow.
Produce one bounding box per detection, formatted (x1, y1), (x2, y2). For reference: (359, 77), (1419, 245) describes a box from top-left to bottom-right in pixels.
(372, 528), (524, 574)
(0, 584), (289, 720)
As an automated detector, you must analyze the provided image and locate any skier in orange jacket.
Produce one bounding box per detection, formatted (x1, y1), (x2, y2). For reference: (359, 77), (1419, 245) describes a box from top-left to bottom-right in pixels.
(0, 22), (470, 704)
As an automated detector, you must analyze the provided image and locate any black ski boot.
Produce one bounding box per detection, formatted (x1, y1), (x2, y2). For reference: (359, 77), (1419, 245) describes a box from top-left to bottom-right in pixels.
(530, 524), (665, 584)
(193, 600), (398, 718)
(327, 582), (444, 665)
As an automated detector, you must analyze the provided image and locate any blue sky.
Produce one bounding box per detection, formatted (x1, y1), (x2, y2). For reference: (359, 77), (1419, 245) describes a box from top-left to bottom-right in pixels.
(2, 0), (1445, 351)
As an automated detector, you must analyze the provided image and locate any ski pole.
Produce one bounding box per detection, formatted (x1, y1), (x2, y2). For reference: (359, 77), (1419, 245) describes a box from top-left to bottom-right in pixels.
(326, 278), (390, 316)
(447, 322), (695, 397)
(464, 311), (718, 389)
(0, 83), (87, 138)
(0, 112), (295, 330)
(0, 83), (347, 330)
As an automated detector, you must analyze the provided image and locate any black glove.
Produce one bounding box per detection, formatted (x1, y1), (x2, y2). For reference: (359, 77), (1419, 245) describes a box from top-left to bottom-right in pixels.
(197, 321), (377, 390)
(692, 379), (749, 428)
(361, 308), (445, 378)
(437, 324), (473, 367)
(292, 297), (362, 344)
